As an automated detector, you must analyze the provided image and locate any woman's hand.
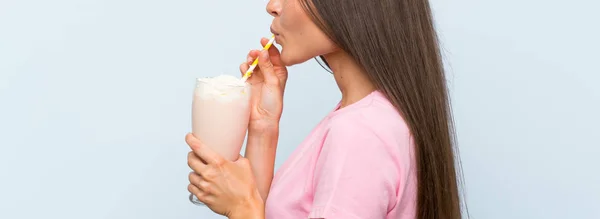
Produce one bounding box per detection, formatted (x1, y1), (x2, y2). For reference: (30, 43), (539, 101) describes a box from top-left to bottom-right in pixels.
(186, 134), (264, 218)
(240, 38), (288, 133)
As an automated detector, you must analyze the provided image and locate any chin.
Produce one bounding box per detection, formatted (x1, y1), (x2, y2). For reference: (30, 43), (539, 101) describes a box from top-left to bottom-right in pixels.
(280, 49), (313, 67)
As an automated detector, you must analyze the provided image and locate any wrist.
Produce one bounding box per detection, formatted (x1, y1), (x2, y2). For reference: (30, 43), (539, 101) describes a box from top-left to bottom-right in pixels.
(247, 126), (279, 151)
(230, 192), (264, 219)
(248, 119), (279, 136)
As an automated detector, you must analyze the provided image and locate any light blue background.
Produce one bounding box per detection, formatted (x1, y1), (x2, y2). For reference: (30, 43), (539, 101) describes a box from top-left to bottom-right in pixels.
(1, 0), (599, 218)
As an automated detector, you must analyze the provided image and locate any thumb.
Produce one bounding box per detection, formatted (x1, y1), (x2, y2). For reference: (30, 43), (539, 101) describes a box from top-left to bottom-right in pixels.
(258, 50), (279, 86)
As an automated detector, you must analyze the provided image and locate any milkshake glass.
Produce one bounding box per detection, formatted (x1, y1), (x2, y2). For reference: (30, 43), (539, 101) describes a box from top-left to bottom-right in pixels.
(188, 75), (251, 205)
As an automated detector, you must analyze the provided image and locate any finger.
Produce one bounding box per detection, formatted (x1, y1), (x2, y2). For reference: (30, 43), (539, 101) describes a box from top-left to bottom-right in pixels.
(258, 49), (279, 86)
(187, 151), (208, 174)
(188, 184), (208, 203)
(241, 50), (261, 79)
(239, 62), (249, 77)
(260, 37), (283, 67)
(186, 133), (225, 165)
(188, 172), (212, 194)
(246, 53), (253, 65)
(247, 50), (260, 65)
(240, 61), (261, 85)
(260, 38), (288, 88)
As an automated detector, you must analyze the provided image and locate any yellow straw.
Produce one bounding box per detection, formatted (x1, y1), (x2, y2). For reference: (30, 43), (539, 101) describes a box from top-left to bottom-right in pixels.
(242, 35), (276, 81)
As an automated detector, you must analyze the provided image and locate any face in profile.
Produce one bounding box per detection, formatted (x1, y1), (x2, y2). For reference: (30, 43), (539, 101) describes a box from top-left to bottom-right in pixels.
(266, 0), (337, 66)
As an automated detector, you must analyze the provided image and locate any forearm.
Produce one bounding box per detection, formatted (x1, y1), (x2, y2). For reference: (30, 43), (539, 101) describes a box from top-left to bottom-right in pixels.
(244, 122), (279, 201)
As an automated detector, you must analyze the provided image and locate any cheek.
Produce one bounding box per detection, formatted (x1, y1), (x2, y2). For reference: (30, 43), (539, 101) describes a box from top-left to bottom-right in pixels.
(277, 0), (337, 65)
(278, 14), (314, 64)
(279, 16), (300, 34)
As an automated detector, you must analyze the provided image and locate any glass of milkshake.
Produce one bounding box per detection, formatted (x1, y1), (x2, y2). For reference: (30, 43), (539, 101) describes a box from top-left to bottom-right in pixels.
(188, 75), (251, 205)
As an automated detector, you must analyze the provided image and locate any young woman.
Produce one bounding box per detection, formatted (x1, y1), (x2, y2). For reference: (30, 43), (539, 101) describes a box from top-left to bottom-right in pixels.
(185, 0), (463, 218)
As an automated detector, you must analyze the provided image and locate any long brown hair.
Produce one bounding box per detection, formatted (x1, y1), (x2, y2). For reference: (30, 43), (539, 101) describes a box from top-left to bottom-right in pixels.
(301, 0), (464, 218)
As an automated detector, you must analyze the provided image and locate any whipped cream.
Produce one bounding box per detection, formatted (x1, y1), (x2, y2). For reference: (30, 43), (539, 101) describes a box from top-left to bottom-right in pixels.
(195, 75), (249, 102)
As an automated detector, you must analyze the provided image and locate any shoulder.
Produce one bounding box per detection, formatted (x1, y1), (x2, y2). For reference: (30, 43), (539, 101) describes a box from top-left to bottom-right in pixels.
(327, 91), (413, 153)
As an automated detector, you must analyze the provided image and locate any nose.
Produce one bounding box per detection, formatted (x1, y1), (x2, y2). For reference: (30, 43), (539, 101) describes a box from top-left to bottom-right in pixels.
(266, 0), (281, 17)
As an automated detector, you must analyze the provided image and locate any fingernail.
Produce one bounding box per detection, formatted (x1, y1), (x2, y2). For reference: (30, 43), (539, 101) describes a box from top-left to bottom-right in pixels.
(262, 50), (269, 58)
(247, 56), (253, 63)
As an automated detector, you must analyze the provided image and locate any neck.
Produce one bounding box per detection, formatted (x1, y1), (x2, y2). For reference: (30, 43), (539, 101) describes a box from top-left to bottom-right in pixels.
(323, 51), (376, 108)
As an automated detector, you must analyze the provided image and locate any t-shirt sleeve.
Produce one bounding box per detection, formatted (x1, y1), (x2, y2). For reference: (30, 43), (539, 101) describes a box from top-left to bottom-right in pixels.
(309, 119), (401, 219)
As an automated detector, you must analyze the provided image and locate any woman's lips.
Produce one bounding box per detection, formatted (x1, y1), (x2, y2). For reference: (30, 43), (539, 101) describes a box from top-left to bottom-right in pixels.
(270, 27), (279, 35)
(274, 35), (281, 44)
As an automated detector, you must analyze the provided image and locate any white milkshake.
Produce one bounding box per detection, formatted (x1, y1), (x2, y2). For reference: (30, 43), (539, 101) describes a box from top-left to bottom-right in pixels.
(192, 75), (251, 161)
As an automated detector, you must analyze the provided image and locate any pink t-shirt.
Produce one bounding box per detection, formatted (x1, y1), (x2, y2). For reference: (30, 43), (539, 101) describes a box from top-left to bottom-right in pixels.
(265, 91), (417, 219)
